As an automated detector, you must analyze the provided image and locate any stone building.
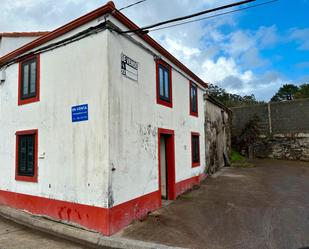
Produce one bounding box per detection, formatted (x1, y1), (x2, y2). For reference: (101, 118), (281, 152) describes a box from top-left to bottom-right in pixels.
(205, 94), (232, 174)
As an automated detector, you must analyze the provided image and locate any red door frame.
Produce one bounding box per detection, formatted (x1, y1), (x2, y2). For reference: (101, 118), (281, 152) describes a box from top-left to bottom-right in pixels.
(158, 128), (176, 202)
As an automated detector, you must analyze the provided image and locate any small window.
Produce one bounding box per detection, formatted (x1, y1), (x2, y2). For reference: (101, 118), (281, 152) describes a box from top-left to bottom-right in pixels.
(15, 130), (38, 182)
(190, 82), (198, 116)
(156, 60), (172, 108)
(18, 55), (40, 105)
(221, 110), (225, 125)
(191, 133), (200, 167)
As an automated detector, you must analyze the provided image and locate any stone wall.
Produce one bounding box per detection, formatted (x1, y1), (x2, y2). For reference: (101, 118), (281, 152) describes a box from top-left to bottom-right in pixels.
(231, 98), (309, 161)
(205, 96), (232, 174)
(253, 134), (309, 161)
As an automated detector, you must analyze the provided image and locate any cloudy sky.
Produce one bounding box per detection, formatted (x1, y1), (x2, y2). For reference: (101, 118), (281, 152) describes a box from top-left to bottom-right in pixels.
(1, 0), (308, 100)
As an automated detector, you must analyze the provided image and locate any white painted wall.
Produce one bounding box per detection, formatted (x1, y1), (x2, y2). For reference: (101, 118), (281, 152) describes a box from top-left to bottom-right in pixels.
(0, 31), (110, 208)
(0, 36), (40, 57)
(107, 17), (206, 206)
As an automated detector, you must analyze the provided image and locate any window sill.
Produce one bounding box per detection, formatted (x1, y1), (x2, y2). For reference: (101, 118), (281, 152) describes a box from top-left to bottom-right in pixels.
(157, 98), (173, 108)
(192, 162), (200, 168)
(18, 96), (40, 106)
(15, 175), (38, 183)
(190, 111), (198, 117)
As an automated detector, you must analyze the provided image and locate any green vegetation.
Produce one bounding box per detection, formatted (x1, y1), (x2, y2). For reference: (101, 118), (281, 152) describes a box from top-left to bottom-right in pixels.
(208, 84), (263, 107)
(231, 149), (254, 168)
(208, 83), (309, 107)
(271, 83), (309, 102)
(231, 149), (246, 163)
(232, 114), (260, 158)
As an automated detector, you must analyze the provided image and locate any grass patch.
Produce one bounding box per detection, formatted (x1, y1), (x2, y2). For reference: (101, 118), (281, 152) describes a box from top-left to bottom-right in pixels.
(231, 149), (255, 168)
(231, 149), (246, 163)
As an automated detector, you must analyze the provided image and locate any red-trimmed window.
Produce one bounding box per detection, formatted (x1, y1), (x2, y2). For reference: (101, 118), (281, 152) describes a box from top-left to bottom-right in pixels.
(191, 132), (200, 167)
(156, 60), (173, 108)
(15, 129), (38, 182)
(18, 55), (40, 105)
(190, 82), (198, 117)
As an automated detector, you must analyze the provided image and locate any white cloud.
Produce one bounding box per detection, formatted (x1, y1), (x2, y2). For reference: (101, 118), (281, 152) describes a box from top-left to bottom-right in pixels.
(201, 57), (253, 84)
(289, 28), (309, 50)
(0, 0), (104, 31)
(224, 30), (256, 56)
(220, 25), (278, 70)
(163, 37), (201, 60)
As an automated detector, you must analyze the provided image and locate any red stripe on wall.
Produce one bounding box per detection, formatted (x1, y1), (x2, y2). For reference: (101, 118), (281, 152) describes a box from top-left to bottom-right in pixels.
(0, 190), (110, 234)
(0, 174), (205, 235)
(0, 189), (161, 236)
(175, 173), (207, 197)
(109, 191), (161, 235)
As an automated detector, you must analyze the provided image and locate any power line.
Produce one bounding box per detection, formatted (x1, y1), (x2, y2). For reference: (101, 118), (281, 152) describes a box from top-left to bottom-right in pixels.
(148, 0), (278, 33)
(121, 0), (256, 34)
(118, 0), (147, 12)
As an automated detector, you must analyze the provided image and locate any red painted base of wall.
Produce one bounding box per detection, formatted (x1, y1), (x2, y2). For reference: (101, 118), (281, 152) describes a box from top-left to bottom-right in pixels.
(109, 191), (161, 235)
(0, 174), (205, 236)
(175, 173), (207, 197)
(0, 189), (110, 234)
(0, 190), (160, 236)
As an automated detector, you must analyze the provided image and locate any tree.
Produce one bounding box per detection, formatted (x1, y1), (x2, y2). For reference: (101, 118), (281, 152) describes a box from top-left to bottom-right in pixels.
(295, 84), (309, 99)
(271, 84), (299, 102)
(271, 83), (309, 101)
(208, 84), (261, 107)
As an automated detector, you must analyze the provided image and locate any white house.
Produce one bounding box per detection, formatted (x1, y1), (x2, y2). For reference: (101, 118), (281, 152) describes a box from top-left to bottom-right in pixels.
(0, 32), (48, 58)
(0, 1), (207, 236)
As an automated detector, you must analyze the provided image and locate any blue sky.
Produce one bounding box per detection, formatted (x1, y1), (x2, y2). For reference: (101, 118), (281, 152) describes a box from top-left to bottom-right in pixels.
(236, 0), (309, 86)
(1, 0), (308, 101)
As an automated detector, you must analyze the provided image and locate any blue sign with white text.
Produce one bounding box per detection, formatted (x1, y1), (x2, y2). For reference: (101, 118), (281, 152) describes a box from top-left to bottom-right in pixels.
(72, 104), (88, 122)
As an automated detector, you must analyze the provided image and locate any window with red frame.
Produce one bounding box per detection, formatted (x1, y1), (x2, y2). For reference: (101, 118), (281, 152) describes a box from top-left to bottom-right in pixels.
(156, 60), (172, 107)
(19, 55), (40, 105)
(190, 82), (198, 116)
(191, 133), (200, 167)
(15, 130), (38, 182)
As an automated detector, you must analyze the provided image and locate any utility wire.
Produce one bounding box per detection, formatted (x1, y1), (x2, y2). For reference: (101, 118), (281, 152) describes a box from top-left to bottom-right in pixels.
(121, 0), (256, 33)
(148, 0), (278, 33)
(118, 0), (147, 11)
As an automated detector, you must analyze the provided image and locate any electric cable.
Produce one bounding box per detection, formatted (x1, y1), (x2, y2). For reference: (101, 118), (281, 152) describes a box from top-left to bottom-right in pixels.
(148, 0), (278, 33)
(118, 0), (147, 12)
(121, 0), (256, 34)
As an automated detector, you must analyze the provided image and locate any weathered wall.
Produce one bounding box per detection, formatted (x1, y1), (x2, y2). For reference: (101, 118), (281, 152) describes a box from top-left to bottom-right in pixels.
(107, 16), (206, 207)
(253, 134), (309, 161)
(271, 100), (309, 133)
(0, 14), (208, 235)
(205, 98), (231, 174)
(231, 99), (309, 161)
(232, 103), (269, 136)
(0, 28), (110, 208)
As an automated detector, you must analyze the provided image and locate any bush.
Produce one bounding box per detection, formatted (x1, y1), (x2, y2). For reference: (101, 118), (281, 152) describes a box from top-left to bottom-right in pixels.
(232, 114), (261, 157)
(231, 149), (246, 163)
